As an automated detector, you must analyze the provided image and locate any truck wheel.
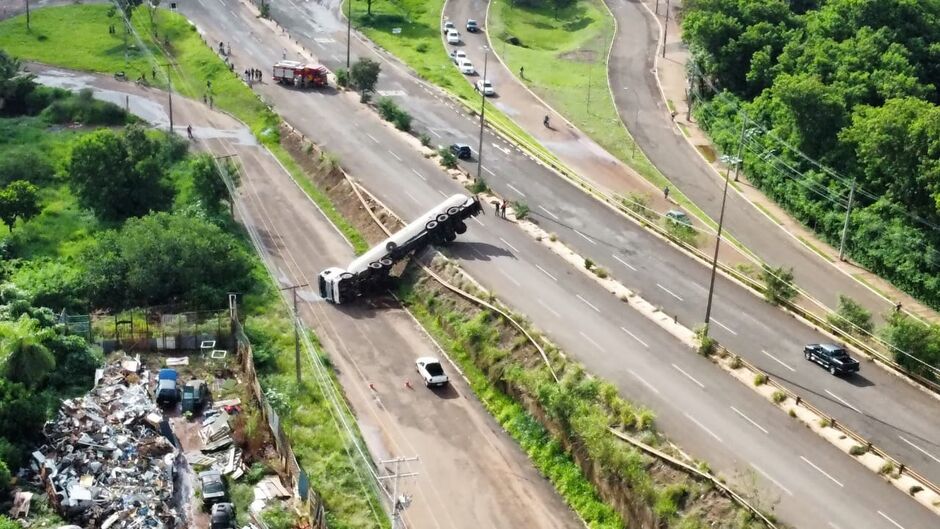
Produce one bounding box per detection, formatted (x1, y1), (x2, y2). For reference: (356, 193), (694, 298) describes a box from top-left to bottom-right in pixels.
(386, 241), (398, 253)
(425, 220), (438, 231)
(454, 221), (467, 234)
(829, 366), (837, 375)
(369, 261), (383, 270)
(444, 230), (457, 242)
(804, 351), (811, 360)
(340, 272), (354, 280)
(436, 213), (449, 223)
(447, 206), (461, 216)
(380, 258), (393, 267)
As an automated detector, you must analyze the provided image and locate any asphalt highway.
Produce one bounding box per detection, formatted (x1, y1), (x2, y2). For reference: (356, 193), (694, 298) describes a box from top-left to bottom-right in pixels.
(174, 2), (939, 527)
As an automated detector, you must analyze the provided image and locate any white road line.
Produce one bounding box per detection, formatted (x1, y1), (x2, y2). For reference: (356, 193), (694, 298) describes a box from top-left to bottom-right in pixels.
(800, 456), (844, 487)
(388, 150), (402, 161)
(472, 217), (484, 227)
(574, 229), (596, 245)
(621, 327), (649, 348)
(367, 133), (380, 143)
(506, 183), (526, 197)
(825, 389), (863, 414)
(403, 191), (419, 203)
(683, 412), (723, 443)
(538, 205), (560, 220)
(898, 435), (940, 464)
(828, 523), (843, 529)
(482, 166), (495, 176)
(578, 331), (604, 352)
(628, 369), (660, 395)
(576, 294), (600, 313)
(429, 129), (442, 138)
(437, 189), (448, 198)
(492, 142), (511, 155)
(331, 54), (340, 63)
(877, 511), (906, 529)
(731, 406), (769, 434)
(499, 269), (520, 286)
(216, 0), (224, 5)
(672, 364), (705, 389)
(612, 254), (637, 271)
(657, 283), (683, 301)
(750, 463), (793, 496)
(537, 298), (561, 318)
(535, 264), (557, 282)
(711, 319), (738, 335)
(498, 237), (519, 253)
(411, 168), (426, 181)
(761, 349), (796, 372)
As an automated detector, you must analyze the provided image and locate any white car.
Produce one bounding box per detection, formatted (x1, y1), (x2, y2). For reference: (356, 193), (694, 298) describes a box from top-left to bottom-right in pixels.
(416, 357), (449, 388)
(450, 49), (467, 64)
(442, 20), (456, 34)
(446, 30), (461, 44)
(475, 79), (495, 96)
(458, 59), (475, 75)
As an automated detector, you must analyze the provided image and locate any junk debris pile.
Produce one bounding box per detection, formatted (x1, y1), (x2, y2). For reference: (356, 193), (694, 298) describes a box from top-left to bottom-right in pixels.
(184, 403), (248, 479)
(27, 356), (182, 529)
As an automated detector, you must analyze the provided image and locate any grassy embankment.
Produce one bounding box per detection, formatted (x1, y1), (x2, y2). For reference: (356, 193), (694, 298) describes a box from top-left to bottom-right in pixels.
(486, 0), (715, 227)
(0, 6), (382, 529)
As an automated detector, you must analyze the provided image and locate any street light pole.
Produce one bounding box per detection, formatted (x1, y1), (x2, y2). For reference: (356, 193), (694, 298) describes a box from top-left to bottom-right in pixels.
(476, 48), (489, 183)
(165, 64), (174, 134)
(346, 0), (352, 70)
(838, 179), (856, 261)
(703, 119), (746, 334)
(661, 0), (671, 58)
(625, 87), (640, 158)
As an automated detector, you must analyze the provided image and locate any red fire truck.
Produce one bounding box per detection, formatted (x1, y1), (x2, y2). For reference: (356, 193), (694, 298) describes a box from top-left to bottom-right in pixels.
(272, 61), (329, 88)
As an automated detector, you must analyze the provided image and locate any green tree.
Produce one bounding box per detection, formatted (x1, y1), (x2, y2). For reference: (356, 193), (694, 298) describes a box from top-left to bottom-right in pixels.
(881, 312), (940, 379)
(827, 294), (873, 336)
(0, 51), (37, 116)
(190, 154), (232, 215)
(349, 58), (381, 93)
(67, 127), (173, 221)
(0, 315), (55, 388)
(0, 180), (41, 231)
(760, 264), (796, 305)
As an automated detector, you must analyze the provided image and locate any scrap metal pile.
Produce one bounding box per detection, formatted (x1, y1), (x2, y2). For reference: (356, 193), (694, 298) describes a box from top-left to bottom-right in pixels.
(28, 356), (181, 529)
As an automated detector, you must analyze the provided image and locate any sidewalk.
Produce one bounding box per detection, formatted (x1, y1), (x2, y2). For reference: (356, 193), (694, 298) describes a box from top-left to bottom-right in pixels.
(628, 0), (940, 324)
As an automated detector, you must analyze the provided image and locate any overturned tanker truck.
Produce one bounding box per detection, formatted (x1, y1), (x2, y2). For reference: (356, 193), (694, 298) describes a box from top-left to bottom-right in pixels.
(318, 193), (483, 304)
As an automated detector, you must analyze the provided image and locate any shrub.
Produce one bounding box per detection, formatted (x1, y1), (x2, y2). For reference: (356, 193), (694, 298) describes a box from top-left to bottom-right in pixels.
(879, 461), (895, 476)
(350, 58), (381, 93)
(623, 192), (654, 220)
(468, 178), (489, 194)
(729, 356), (742, 369)
(695, 325), (716, 356)
(761, 264), (797, 305)
(594, 267), (608, 279)
(438, 147), (458, 169)
(377, 97), (398, 120)
(664, 217), (699, 246)
(335, 67), (350, 87)
(819, 418), (832, 428)
(827, 295), (874, 336)
(753, 373), (767, 386)
(584, 258), (594, 270)
(849, 445), (867, 456)
(393, 110), (412, 131)
(549, 233), (557, 242)
(788, 408), (797, 418)
(654, 483), (689, 519)
(771, 391), (786, 403)
(419, 132), (432, 147)
(415, 42), (429, 53)
(512, 201), (529, 220)
(909, 485), (923, 495)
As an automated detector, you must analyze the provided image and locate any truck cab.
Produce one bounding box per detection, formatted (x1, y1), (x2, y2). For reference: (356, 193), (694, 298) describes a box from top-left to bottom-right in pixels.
(318, 267), (354, 304)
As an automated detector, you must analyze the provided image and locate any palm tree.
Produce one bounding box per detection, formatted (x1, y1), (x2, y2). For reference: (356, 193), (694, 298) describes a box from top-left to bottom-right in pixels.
(0, 315), (55, 388)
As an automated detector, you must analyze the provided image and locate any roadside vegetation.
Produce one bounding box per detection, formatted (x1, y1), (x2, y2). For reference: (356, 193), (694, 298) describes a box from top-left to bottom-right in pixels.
(0, 11), (382, 524)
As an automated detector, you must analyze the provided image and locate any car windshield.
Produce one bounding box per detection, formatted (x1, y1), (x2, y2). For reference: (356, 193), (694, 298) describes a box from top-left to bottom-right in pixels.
(425, 362), (444, 376)
(204, 481), (224, 494)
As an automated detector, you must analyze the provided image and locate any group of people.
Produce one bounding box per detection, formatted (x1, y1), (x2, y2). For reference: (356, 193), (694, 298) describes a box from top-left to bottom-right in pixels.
(493, 199), (510, 219)
(244, 68), (263, 83)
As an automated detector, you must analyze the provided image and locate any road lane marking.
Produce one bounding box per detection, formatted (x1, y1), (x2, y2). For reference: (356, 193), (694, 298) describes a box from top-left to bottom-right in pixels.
(657, 283), (683, 301)
(499, 269), (520, 286)
(574, 229), (596, 245)
(628, 369), (659, 395)
(578, 331), (603, 352)
(367, 133), (380, 143)
(498, 237), (519, 253)
(898, 435), (940, 464)
(411, 168), (426, 181)
(761, 349), (796, 372)
(828, 523), (842, 529)
(612, 254), (637, 271)
(472, 217), (485, 227)
(482, 166), (495, 176)
(331, 54), (340, 63)
(672, 364), (705, 389)
(731, 406), (769, 434)
(800, 456), (843, 487)
(576, 295), (600, 313)
(404, 191), (418, 203)
(535, 264), (557, 282)
(429, 129), (442, 138)
(621, 327), (648, 348)
(538, 205), (559, 220)
(712, 319), (737, 335)
(877, 511), (906, 529)
(388, 150), (402, 161)
(492, 142), (511, 155)
(683, 412), (723, 443)
(537, 298), (561, 318)
(750, 463), (793, 496)
(825, 389), (863, 414)
(506, 183), (526, 197)
(437, 189), (448, 198)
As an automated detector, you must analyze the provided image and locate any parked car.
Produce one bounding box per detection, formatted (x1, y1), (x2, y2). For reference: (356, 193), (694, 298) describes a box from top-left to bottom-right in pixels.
(181, 379), (209, 415)
(446, 30), (461, 44)
(665, 209), (691, 226)
(210, 503), (236, 529)
(475, 79), (495, 96)
(449, 49), (468, 64)
(416, 357), (449, 387)
(442, 20), (455, 34)
(466, 19), (479, 32)
(449, 143), (472, 160)
(804, 344), (860, 376)
(199, 470), (228, 507)
(155, 369), (180, 406)
(458, 59), (476, 75)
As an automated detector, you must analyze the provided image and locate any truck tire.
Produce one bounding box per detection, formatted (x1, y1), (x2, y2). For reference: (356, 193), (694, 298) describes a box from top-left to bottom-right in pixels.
(425, 220), (438, 231)
(369, 261), (383, 270)
(386, 241), (398, 253)
(829, 365), (837, 375)
(454, 221), (467, 234)
(436, 213), (449, 223)
(380, 258), (393, 267)
(804, 351), (811, 360)
(447, 206), (461, 216)
(340, 272), (354, 280)
(444, 230), (457, 242)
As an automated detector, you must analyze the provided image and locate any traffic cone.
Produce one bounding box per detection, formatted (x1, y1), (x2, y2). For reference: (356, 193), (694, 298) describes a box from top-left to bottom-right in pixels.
(404, 380), (413, 390)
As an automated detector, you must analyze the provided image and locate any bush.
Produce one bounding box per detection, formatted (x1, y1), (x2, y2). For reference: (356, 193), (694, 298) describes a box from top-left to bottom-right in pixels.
(827, 295), (874, 336)
(40, 88), (128, 126)
(623, 192), (654, 220)
(880, 312), (940, 380)
(512, 201), (530, 220)
(879, 461), (895, 476)
(819, 418), (832, 428)
(419, 132), (432, 147)
(393, 110), (412, 131)
(350, 58), (381, 93)
(594, 267), (608, 279)
(849, 445), (867, 456)
(695, 325), (716, 356)
(335, 67), (349, 88)
(415, 42), (429, 53)
(729, 356), (742, 369)
(761, 264), (797, 305)
(438, 147), (457, 169)
(771, 390), (786, 403)
(664, 217), (699, 246)
(788, 408), (797, 418)
(468, 178), (489, 194)
(753, 373), (767, 386)
(909, 485), (923, 495)
(0, 146), (54, 187)
(584, 258), (594, 269)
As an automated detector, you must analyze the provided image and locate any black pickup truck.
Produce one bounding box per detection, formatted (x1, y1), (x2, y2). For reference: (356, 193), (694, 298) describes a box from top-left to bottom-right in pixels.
(804, 344), (860, 376)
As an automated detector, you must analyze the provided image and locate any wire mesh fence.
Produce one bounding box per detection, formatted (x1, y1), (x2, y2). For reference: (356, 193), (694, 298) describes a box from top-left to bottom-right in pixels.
(83, 306), (234, 354)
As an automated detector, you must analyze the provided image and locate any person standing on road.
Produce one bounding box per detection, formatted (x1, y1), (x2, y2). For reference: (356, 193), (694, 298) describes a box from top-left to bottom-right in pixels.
(519, 66), (525, 79)
(502, 199), (509, 219)
(663, 186), (670, 200)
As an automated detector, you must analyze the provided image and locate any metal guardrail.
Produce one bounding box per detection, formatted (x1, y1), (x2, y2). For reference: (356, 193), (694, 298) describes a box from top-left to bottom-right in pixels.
(714, 344), (940, 499)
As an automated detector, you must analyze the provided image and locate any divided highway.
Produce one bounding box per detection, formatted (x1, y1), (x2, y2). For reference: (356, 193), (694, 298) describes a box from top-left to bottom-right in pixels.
(176, 2), (938, 527)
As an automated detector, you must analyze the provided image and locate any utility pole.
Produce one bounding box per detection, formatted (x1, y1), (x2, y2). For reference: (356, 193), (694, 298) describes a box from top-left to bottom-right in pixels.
(839, 180), (856, 261)
(378, 456), (419, 529)
(346, 0), (352, 70)
(476, 47), (489, 184)
(704, 119), (746, 335)
(625, 87), (639, 158)
(661, 0), (670, 58)
(25, 0), (30, 30)
(165, 64), (174, 134)
(280, 283), (308, 384)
